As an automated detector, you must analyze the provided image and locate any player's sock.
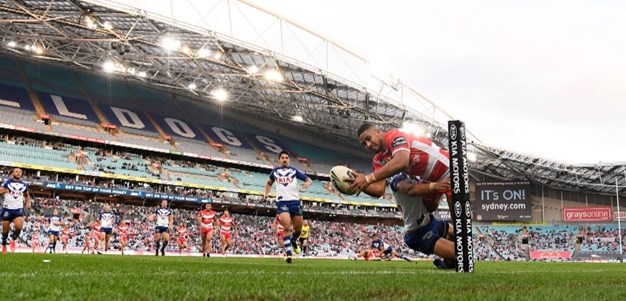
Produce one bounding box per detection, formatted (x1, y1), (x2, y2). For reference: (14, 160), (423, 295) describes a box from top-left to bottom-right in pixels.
(291, 232), (300, 247)
(48, 242), (54, 253)
(11, 229), (21, 241)
(302, 246), (308, 255)
(1, 233), (7, 246)
(283, 236), (293, 256)
(53, 241), (57, 253)
(161, 241), (168, 255)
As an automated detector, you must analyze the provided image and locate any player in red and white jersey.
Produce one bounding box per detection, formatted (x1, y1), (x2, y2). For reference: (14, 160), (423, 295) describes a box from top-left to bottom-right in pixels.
(197, 203), (217, 257)
(81, 231), (93, 255)
(61, 224), (71, 254)
(271, 214), (285, 255)
(348, 123), (453, 214)
(31, 230), (40, 253)
(216, 209), (236, 256)
(176, 222), (189, 255)
(117, 220), (130, 255)
(91, 221), (101, 254)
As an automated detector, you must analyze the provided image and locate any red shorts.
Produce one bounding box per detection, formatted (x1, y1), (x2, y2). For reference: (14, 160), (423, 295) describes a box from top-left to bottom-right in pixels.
(201, 227), (214, 235)
(32, 240), (39, 247)
(62, 236), (69, 244)
(178, 238), (186, 245)
(221, 232), (232, 240)
(93, 233), (101, 240)
(85, 241), (91, 247)
(120, 235), (127, 243)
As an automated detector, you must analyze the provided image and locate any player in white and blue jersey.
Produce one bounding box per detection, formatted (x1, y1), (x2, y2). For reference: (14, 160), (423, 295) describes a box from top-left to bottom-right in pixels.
(149, 200), (173, 256)
(97, 205), (116, 254)
(46, 209), (64, 254)
(369, 233), (411, 261)
(0, 168), (31, 253)
(263, 151), (312, 264)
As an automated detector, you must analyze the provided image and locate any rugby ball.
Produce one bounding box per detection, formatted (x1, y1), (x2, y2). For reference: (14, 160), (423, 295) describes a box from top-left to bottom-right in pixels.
(330, 165), (356, 195)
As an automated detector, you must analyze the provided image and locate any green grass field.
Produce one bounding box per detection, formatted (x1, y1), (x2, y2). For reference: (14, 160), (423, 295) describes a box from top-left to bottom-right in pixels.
(1, 254), (625, 301)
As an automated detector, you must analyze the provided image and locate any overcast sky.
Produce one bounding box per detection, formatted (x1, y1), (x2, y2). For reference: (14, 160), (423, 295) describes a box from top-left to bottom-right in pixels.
(132, 0), (626, 164)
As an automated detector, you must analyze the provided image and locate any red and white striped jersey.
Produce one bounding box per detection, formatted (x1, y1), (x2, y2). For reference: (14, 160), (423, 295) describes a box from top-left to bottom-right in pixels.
(118, 225), (129, 236)
(373, 128), (450, 182)
(219, 216), (234, 234)
(177, 226), (187, 237)
(92, 223), (101, 234)
(199, 210), (217, 228)
(61, 228), (70, 236)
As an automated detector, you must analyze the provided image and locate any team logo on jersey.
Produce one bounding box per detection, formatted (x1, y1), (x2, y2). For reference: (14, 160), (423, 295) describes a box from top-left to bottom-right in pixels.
(423, 231), (433, 241)
(275, 169), (296, 186)
(391, 136), (408, 148)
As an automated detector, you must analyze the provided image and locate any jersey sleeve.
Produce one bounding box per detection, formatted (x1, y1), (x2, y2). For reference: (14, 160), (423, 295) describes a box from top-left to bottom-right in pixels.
(294, 168), (308, 181)
(269, 168), (277, 180)
(388, 130), (411, 156)
(2, 180), (9, 189)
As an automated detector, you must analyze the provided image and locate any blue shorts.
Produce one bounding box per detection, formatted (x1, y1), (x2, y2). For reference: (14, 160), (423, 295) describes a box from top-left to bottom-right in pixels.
(404, 214), (449, 255)
(155, 226), (169, 234)
(276, 200), (303, 216)
(1, 208), (24, 221)
(383, 246), (394, 255)
(48, 230), (60, 237)
(100, 227), (113, 235)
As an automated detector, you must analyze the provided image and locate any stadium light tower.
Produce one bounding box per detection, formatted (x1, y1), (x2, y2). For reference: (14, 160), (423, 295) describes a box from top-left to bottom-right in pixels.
(159, 36), (181, 52)
(292, 115), (304, 122)
(102, 61), (116, 73)
(211, 88), (228, 102)
(264, 69), (284, 82)
(196, 48), (210, 58)
(401, 122), (425, 136)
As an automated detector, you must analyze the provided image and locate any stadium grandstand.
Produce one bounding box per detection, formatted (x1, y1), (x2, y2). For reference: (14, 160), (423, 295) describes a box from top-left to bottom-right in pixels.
(0, 0), (625, 300)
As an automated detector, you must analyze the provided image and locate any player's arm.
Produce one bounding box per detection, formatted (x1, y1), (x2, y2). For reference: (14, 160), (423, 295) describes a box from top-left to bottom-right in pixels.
(397, 178), (450, 197)
(24, 191), (32, 209)
(296, 169), (312, 190)
(344, 171), (387, 198)
(271, 219), (278, 232)
(350, 151), (410, 193)
(197, 212), (203, 226)
(169, 214), (174, 229)
(264, 178), (274, 199)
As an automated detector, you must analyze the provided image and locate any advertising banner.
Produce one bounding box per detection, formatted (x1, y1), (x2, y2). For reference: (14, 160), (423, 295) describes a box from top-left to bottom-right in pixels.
(562, 207), (612, 222)
(475, 182), (532, 221)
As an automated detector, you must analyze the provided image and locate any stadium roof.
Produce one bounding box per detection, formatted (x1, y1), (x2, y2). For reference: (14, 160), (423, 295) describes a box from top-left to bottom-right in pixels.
(0, 0), (624, 196)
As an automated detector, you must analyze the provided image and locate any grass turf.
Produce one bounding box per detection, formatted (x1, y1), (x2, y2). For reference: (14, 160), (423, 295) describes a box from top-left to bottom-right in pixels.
(1, 254), (625, 300)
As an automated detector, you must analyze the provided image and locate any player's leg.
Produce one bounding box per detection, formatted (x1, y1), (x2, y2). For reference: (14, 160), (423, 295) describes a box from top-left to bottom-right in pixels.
(11, 216), (24, 252)
(154, 232), (162, 256)
(99, 231), (106, 253)
(289, 202), (304, 254)
(404, 214), (456, 269)
(121, 237), (126, 255)
(220, 236), (226, 255)
(0, 223), (9, 253)
(276, 233), (285, 255)
(207, 232), (214, 255)
(48, 233), (56, 254)
(279, 212), (294, 261)
(161, 232), (169, 256)
(300, 238), (308, 256)
(1, 219), (11, 253)
(201, 231), (207, 256)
